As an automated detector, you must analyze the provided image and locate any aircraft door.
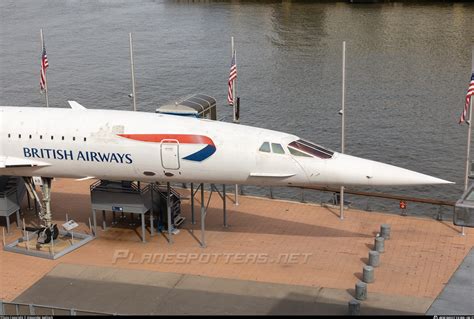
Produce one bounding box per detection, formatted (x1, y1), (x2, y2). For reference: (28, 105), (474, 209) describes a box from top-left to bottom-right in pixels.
(161, 140), (180, 170)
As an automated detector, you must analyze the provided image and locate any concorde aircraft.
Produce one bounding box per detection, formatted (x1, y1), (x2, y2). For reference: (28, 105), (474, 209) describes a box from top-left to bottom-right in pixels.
(0, 102), (452, 187)
(0, 102), (453, 243)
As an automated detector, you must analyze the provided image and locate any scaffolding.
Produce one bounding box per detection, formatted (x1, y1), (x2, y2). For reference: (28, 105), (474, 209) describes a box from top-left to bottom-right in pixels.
(90, 180), (188, 243)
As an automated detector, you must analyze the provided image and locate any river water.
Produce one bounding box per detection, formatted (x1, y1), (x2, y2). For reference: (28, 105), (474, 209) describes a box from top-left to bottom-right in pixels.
(0, 1), (473, 217)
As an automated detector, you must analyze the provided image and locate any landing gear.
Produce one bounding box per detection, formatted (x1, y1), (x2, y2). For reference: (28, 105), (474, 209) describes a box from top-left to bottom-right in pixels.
(23, 177), (58, 245)
(5, 177), (94, 259)
(36, 224), (59, 245)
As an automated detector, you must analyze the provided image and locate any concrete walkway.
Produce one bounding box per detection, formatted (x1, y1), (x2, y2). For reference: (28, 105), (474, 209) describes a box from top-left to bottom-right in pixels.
(14, 263), (427, 315)
(426, 247), (474, 315)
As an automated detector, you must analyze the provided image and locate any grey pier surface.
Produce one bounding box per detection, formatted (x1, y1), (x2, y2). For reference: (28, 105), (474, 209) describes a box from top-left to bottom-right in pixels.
(13, 264), (425, 315)
(426, 247), (474, 315)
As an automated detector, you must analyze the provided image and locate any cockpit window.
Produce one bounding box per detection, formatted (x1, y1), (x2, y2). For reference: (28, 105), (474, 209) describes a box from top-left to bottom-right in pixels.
(271, 143), (285, 154)
(288, 139), (334, 159)
(288, 147), (312, 157)
(259, 142), (271, 153)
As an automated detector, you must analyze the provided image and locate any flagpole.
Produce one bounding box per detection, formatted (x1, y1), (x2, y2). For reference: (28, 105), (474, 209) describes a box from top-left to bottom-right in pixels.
(464, 46), (474, 191)
(462, 46), (474, 237)
(464, 99), (472, 192)
(40, 29), (49, 108)
(231, 37), (237, 123)
(340, 41), (346, 221)
(462, 99), (471, 236)
(129, 32), (137, 112)
(231, 36), (239, 206)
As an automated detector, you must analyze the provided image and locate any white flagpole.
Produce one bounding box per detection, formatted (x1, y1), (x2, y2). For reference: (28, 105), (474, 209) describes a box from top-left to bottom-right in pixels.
(129, 32), (137, 112)
(234, 50), (238, 123)
(464, 100), (472, 192)
(40, 29), (49, 108)
(340, 41), (346, 220)
(464, 46), (474, 191)
(231, 36), (239, 206)
(230, 37), (237, 123)
(461, 46), (474, 236)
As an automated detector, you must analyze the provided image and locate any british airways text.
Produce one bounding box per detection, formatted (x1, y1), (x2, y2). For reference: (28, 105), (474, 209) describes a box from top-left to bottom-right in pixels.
(23, 148), (133, 164)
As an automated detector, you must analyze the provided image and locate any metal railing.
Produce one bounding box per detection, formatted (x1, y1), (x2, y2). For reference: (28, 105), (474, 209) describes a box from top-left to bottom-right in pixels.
(0, 186), (17, 199)
(173, 182), (455, 212)
(90, 179), (144, 194)
(0, 300), (115, 316)
(293, 185), (455, 207)
(242, 185), (455, 219)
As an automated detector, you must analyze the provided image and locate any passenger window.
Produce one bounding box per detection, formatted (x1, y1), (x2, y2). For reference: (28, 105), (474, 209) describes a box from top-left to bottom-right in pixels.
(288, 147), (312, 157)
(271, 143), (285, 154)
(259, 142), (271, 153)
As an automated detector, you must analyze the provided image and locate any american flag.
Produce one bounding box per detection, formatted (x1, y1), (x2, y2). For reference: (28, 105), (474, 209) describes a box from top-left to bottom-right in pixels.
(227, 51), (237, 105)
(40, 41), (49, 92)
(459, 72), (474, 124)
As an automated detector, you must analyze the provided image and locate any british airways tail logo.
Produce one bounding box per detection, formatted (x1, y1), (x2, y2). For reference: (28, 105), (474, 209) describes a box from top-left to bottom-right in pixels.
(118, 134), (216, 162)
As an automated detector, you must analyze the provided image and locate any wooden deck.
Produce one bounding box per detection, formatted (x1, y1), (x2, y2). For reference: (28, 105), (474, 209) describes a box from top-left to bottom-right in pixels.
(1, 178), (473, 313)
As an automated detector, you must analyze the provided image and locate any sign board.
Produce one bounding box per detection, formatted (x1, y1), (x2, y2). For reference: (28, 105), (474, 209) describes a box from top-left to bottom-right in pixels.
(33, 176), (43, 187)
(62, 219), (79, 231)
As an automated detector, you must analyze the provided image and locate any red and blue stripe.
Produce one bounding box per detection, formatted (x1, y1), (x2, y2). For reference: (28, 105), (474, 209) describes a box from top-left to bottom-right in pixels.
(117, 134), (216, 162)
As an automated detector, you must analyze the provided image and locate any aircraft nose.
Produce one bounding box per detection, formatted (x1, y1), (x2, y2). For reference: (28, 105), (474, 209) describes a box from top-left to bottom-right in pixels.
(367, 158), (453, 186)
(329, 153), (454, 186)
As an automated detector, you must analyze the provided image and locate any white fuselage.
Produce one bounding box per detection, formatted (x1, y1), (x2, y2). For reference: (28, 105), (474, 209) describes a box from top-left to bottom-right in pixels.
(0, 106), (451, 187)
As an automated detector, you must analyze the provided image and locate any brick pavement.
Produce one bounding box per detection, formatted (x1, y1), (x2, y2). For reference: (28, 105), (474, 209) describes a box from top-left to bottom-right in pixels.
(1, 178), (472, 312)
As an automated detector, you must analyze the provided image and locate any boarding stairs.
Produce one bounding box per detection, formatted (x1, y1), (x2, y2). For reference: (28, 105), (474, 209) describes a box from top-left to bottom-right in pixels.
(154, 184), (184, 230)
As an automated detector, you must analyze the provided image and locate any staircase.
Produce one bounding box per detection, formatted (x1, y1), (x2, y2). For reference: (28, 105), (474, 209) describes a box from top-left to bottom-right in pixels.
(153, 184), (184, 230)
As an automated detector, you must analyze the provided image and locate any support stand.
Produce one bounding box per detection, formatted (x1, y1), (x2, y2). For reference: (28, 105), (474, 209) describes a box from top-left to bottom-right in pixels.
(200, 183), (206, 248)
(167, 182), (173, 244)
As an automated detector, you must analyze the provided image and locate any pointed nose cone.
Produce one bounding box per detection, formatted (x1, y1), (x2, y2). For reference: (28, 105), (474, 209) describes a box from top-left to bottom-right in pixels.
(369, 160), (454, 186)
(330, 153), (454, 186)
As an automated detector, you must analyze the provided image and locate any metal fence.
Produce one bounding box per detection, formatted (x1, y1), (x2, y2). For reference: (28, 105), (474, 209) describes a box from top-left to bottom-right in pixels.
(178, 183), (455, 209)
(0, 300), (115, 316)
